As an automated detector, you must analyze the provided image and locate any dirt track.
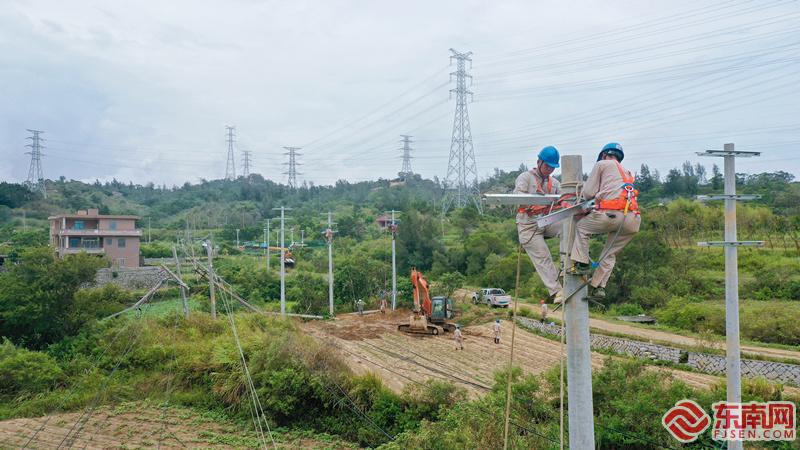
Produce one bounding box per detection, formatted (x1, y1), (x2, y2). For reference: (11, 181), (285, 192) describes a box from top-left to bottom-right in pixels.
(546, 309), (800, 363)
(305, 311), (725, 396)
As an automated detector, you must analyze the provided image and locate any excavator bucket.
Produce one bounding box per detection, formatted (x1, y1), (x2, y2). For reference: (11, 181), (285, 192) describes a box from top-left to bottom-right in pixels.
(397, 312), (442, 335)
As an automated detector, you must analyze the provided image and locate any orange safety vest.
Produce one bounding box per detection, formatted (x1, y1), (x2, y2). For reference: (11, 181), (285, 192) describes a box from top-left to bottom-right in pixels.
(517, 170), (556, 217)
(595, 161), (639, 213)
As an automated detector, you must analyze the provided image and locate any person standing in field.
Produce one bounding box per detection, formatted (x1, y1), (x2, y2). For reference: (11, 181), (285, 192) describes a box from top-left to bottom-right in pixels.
(379, 295), (387, 315)
(492, 319), (501, 344)
(356, 298), (365, 316)
(540, 299), (548, 323)
(454, 325), (464, 350)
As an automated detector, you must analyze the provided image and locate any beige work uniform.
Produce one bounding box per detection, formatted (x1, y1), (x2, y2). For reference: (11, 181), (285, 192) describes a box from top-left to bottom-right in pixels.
(515, 168), (562, 295)
(571, 160), (641, 288)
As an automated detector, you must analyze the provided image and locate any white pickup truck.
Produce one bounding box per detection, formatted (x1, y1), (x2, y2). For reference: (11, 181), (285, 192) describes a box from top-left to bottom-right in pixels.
(472, 288), (511, 308)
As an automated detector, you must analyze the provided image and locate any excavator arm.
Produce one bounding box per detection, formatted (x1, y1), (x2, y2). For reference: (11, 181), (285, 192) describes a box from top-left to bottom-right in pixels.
(410, 268), (433, 317)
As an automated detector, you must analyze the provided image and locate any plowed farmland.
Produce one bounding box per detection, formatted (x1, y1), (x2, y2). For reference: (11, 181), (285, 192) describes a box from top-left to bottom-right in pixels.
(304, 310), (722, 396)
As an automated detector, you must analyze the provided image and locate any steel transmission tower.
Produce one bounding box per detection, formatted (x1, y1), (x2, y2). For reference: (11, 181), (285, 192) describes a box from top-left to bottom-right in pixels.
(283, 147), (302, 189)
(242, 150), (252, 178)
(25, 129), (46, 198)
(442, 49), (481, 214)
(225, 126), (236, 180)
(399, 135), (413, 179)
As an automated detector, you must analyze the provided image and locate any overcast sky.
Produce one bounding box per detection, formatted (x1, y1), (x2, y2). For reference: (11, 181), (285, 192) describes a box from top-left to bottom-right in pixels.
(2, 0), (798, 187)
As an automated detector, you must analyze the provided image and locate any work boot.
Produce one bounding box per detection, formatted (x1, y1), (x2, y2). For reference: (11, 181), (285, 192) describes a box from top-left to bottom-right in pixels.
(589, 286), (606, 300)
(571, 262), (592, 275)
(553, 290), (565, 304)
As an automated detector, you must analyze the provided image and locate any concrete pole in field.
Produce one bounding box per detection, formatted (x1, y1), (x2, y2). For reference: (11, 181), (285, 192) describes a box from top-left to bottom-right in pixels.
(266, 219), (271, 273)
(236, 228), (240, 247)
(280, 209), (286, 316)
(325, 212), (335, 316)
(390, 210), (398, 310)
(696, 143), (761, 450)
(173, 246), (189, 319)
(204, 237), (217, 320)
(560, 154), (595, 448)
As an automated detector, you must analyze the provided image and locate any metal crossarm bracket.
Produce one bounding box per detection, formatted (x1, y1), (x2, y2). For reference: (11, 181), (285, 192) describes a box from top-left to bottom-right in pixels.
(696, 194), (761, 201)
(482, 193), (561, 206)
(536, 200), (595, 228)
(697, 241), (764, 247)
(696, 150), (761, 157)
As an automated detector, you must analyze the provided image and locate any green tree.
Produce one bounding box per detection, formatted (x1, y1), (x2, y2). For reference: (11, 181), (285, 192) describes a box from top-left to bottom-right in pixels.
(0, 248), (106, 349)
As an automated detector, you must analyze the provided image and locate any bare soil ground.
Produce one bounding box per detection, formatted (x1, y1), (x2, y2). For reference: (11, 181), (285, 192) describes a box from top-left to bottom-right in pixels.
(0, 403), (355, 450)
(304, 310), (726, 397)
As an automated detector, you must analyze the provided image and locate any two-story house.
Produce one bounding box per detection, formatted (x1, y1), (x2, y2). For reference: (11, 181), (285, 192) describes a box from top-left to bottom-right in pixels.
(49, 208), (142, 268)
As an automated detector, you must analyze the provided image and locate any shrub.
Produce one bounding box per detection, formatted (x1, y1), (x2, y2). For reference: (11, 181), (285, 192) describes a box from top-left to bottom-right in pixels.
(0, 339), (63, 397)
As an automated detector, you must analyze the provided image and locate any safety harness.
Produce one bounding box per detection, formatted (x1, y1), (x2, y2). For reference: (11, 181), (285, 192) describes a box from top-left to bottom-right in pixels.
(517, 170), (559, 217)
(595, 160), (639, 214)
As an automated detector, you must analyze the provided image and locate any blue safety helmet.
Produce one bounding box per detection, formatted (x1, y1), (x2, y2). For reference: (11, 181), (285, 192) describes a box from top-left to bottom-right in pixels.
(598, 142), (624, 162)
(537, 145), (560, 168)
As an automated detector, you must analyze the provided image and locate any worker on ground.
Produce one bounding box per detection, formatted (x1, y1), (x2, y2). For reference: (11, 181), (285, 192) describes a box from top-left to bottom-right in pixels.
(492, 319), (501, 344)
(356, 298), (365, 316)
(540, 299), (548, 323)
(379, 296), (387, 315)
(515, 146), (566, 304)
(454, 324), (464, 350)
(570, 143), (641, 299)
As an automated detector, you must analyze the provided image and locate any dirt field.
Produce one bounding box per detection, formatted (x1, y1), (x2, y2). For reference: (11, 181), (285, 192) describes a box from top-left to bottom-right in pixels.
(0, 403), (355, 450)
(305, 310), (724, 396)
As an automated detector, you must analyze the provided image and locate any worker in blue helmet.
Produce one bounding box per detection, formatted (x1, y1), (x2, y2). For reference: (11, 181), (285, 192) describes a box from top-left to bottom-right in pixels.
(571, 142), (641, 300)
(514, 146), (565, 304)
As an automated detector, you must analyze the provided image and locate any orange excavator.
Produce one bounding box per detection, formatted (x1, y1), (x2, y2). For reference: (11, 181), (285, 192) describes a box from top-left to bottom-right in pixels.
(398, 268), (456, 335)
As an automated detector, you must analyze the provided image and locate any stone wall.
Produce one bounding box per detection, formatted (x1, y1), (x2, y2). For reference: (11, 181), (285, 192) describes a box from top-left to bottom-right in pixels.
(95, 266), (166, 289)
(517, 317), (800, 386)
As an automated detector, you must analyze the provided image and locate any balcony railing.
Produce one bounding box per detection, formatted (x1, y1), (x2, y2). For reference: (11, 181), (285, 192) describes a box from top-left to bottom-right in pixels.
(57, 229), (142, 237)
(60, 247), (105, 255)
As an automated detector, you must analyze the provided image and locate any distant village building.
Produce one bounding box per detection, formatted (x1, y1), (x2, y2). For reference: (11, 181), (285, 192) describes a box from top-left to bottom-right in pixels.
(49, 208), (142, 268)
(375, 215), (392, 230)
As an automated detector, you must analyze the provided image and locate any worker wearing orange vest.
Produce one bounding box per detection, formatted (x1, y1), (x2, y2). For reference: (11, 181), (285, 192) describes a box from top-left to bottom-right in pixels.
(515, 146), (565, 303)
(570, 143), (641, 299)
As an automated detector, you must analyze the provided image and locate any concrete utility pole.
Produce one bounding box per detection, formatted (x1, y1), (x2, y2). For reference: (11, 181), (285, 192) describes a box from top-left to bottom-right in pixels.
(273, 207), (291, 316)
(697, 144), (762, 450)
(324, 212), (335, 316)
(148, 217), (151, 243)
(290, 227), (295, 247)
(560, 155), (595, 448)
(266, 220), (271, 273)
(236, 228), (240, 248)
(300, 229), (305, 246)
(204, 237), (217, 320)
(173, 246), (189, 319)
(387, 210), (400, 310)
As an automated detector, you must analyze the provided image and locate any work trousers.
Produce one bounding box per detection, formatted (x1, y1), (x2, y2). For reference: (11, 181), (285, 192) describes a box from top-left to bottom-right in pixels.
(517, 221), (562, 295)
(571, 210), (641, 288)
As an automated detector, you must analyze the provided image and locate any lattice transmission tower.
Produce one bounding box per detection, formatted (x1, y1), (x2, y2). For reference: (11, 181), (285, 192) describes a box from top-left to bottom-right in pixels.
(442, 48), (481, 214)
(399, 135), (413, 179)
(242, 150), (251, 178)
(283, 146), (302, 189)
(225, 125), (236, 180)
(25, 129), (46, 198)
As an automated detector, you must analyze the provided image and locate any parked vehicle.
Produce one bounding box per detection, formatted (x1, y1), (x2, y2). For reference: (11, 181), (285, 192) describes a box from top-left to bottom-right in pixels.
(472, 288), (511, 307)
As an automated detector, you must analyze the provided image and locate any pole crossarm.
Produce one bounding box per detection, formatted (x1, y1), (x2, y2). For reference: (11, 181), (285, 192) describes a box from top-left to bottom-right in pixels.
(697, 241), (764, 247)
(536, 200), (595, 228)
(481, 193), (561, 206)
(696, 150), (761, 157)
(696, 194), (761, 201)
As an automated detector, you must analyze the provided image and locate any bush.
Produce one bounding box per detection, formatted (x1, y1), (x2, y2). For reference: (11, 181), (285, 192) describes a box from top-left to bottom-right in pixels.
(0, 339), (63, 397)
